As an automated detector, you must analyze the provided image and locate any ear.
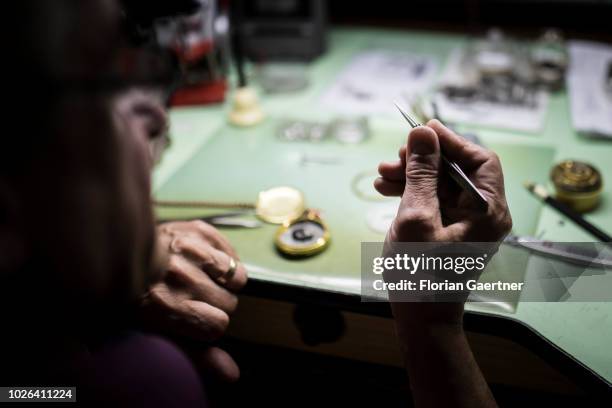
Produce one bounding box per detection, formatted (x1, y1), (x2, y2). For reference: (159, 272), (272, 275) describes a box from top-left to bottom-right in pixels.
(0, 179), (26, 274)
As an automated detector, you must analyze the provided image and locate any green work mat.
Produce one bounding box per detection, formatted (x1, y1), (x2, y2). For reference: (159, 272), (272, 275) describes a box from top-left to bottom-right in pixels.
(152, 26), (612, 386)
(155, 117), (555, 308)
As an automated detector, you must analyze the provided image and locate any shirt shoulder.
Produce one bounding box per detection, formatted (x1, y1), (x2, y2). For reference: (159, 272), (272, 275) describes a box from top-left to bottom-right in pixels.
(81, 332), (207, 408)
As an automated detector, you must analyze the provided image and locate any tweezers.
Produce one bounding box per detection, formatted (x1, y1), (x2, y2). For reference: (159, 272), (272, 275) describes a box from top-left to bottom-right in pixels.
(158, 212), (262, 229)
(394, 102), (489, 212)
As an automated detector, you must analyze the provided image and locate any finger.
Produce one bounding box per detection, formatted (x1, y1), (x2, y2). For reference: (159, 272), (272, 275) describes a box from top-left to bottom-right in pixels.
(377, 142), (408, 181)
(374, 178), (404, 196)
(171, 237), (247, 291)
(208, 250), (248, 292)
(190, 346), (240, 383)
(398, 144), (407, 166)
(428, 120), (506, 205)
(378, 160), (405, 181)
(167, 255), (239, 313)
(402, 126), (441, 211)
(442, 221), (473, 242)
(180, 299), (230, 341)
(441, 206), (473, 222)
(192, 221), (239, 259)
(144, 286), (230, 341)
(437, 173), (461, 207)
(427, 119), (489, 169)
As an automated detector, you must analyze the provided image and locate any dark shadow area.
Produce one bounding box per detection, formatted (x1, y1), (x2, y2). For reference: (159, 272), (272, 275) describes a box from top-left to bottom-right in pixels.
(328, 0), (612, 41)
(207, 339), (607, 408)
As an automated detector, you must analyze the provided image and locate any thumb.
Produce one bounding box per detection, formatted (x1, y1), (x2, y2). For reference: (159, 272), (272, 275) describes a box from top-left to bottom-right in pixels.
(402, 126), (441, 211)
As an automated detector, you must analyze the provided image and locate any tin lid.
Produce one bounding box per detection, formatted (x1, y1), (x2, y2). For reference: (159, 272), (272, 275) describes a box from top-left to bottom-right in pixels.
(255, 186), (305, 224)
(550, 160), (602, 193)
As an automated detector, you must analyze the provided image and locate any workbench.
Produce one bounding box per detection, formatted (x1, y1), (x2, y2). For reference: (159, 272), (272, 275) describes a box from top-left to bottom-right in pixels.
(154, 28), (612, 393)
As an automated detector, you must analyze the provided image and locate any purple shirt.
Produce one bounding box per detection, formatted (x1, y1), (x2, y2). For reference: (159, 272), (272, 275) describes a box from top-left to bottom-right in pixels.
(80, 332), (208, 407)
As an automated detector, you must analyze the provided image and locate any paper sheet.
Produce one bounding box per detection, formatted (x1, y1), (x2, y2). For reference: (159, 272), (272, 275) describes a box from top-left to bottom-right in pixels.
(319, 50), (438, 115)
(434, 48), (549, 133)
(567, 40), (612, 139)
(434, 91), (549, 133)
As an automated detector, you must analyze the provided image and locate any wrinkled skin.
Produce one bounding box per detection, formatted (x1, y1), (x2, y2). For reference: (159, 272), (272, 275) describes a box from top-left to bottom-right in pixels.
(375, 119), (512, 326)
(144, 220), (248, 382)
(114, 89), (249, 382)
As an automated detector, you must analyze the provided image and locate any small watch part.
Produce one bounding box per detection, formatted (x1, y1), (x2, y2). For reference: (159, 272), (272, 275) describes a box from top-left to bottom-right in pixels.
(277, 120), (328, 142)
(328, 116), (369, 144)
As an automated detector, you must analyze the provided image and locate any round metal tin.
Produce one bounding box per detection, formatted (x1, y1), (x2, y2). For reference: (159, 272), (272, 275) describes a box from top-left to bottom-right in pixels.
(550, 160), (603, 213)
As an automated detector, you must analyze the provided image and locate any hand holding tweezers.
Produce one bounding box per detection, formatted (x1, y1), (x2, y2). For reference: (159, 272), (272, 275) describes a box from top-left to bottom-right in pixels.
(394, 102), (489, 212)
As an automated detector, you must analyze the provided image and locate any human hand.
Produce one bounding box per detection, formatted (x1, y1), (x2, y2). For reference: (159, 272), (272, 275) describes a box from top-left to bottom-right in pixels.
(373, 121), (504, 408)
(374, 120), (512, 327)
(141, 220), (248, 382)
(375, 119), (512, 244)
